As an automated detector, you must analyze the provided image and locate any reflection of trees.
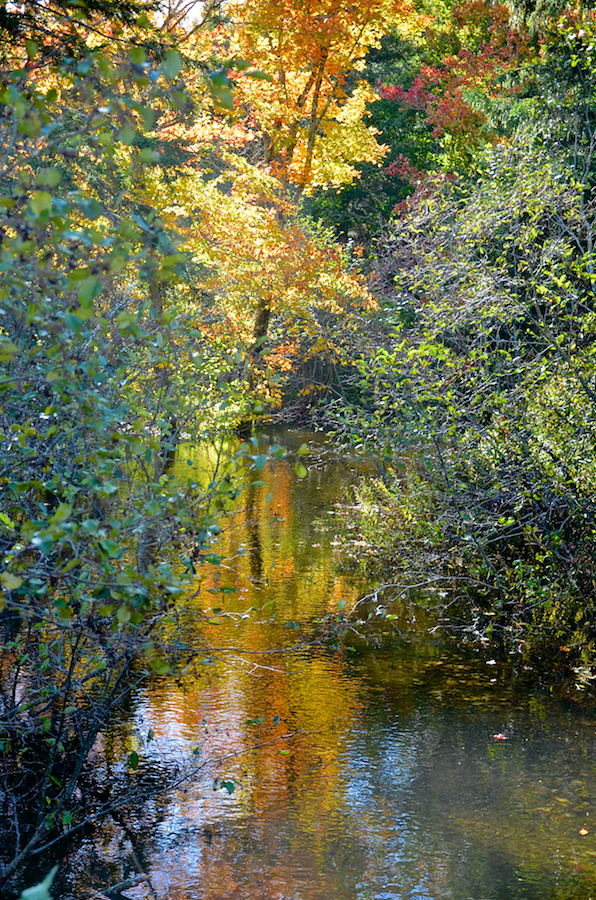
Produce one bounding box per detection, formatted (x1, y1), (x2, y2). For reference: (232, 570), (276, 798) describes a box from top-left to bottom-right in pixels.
(245, 484), (264, 584)
(106, 647), (366, 900)
(58, 438), (370, 896)
(60, 617), (596, 899)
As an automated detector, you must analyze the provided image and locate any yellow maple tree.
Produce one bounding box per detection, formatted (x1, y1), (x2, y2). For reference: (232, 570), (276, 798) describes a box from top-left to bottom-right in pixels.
(224, 0), (426, 196)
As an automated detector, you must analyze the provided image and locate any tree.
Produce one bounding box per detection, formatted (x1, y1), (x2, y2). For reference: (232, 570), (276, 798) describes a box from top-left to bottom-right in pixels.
(0, 7), (267, 889)
(144, 0), (428, 427)
(378, 0), (531, 170)
(149, 154), (375, 424)
(222, 0), (425, 199)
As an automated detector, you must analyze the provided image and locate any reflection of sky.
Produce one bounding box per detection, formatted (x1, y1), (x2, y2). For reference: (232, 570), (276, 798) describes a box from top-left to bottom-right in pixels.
(342, 720), (444, 900)
(345, 728), (419, 808)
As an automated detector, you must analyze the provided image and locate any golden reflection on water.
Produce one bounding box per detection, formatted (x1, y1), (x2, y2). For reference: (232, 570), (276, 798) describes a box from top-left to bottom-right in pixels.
(124, 435), (367, 899)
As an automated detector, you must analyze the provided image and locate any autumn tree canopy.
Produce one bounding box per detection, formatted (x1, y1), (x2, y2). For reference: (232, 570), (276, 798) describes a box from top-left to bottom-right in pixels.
(222, 0), (425, 196)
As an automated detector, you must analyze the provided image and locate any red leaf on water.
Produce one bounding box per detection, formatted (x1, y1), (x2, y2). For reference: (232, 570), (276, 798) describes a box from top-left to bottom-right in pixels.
(493, 733), (507, 740)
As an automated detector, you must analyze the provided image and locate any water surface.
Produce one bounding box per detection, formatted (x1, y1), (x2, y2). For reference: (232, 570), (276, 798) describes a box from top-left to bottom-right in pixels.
(64, 433), (596, 900)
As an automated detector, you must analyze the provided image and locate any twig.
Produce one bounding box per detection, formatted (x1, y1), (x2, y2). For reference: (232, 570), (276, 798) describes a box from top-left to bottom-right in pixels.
(105, 874), (150, 894)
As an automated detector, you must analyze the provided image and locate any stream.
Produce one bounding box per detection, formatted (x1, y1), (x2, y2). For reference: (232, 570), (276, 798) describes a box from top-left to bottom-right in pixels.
(62, 431), (596, 900)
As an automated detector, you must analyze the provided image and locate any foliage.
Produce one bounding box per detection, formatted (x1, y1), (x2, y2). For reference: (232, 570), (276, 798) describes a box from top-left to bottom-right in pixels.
(308, 0), (534, 245)
(331, 13), (596, 657)
(11, 0), (596, 886)
(151, 158), (375, 423)
(304, 29), (435, 242)
(0, 0), (436, 886)
(222, 0), (426, 198)
(0, 6), (267, 888)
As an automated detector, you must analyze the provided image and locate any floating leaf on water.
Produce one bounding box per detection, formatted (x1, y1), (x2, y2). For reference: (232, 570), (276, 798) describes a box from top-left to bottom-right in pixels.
(493, 733), (507, 740)
(580, 827), (589, 835)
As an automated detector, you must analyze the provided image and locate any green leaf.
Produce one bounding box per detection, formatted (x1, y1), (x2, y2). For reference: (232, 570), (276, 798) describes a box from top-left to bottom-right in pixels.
(150, 658), (171, 675)
(246, 70), (274, 82)
(25, 40), (38, 60)
(49, 503), (72, 525)
(30, 191), (52, 216)
(82, 518), (99, 534)
(0, 572), (22, 590)
(295, 463), (307, 479)
(78, 197), (103, 220)
(31, 533), (53, 554)
(127, 750), (139, 770)
(37, 168), (61, 188)
(62, 810), (73, 825)
(211, 84), (234, 110)
(78, 275), (102, 306)
(129, 47), (146, 65)
(0, 512), (16, 529)
(118, 126), (136, 145)
(98, 482), (118, 495)
(97, 604), (115, 616)
(138, 148), (159, 163)
(99, 538), (119, 557)
(139, 106), (155, 130)
(0, 337), (19, 361)
(19, 865), (58, 900)
(162, 50), (182, 79)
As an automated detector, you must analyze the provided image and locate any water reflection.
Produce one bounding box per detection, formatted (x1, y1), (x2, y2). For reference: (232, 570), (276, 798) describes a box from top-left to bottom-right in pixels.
(60, 433), (596, 900)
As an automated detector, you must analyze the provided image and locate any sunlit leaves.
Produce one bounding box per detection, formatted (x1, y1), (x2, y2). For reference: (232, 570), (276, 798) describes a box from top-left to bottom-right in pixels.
(224, 0), (426, 192)
(0, 8), (268, 882)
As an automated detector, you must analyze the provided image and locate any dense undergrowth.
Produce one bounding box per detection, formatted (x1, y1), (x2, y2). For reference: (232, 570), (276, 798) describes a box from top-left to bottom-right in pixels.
(339, 465), (596, 670)
(322, 14), (596, 669)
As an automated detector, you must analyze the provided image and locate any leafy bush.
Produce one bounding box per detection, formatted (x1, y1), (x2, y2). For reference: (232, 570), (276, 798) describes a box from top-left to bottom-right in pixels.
(0, 18), (248, 890)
